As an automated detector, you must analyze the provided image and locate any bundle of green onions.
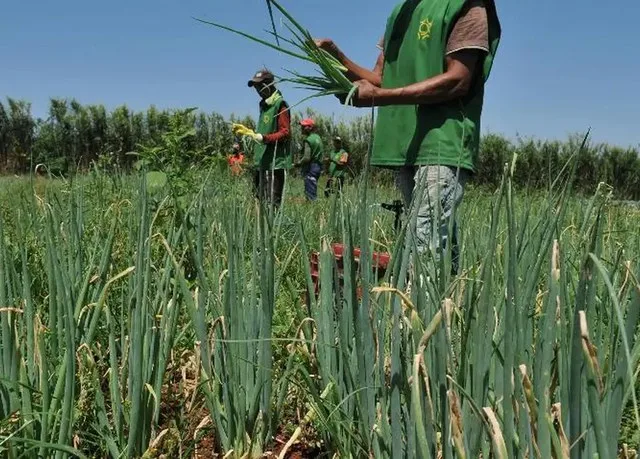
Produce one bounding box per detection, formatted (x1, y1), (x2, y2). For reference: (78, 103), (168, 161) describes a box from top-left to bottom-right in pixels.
(195, 0), (358, 104)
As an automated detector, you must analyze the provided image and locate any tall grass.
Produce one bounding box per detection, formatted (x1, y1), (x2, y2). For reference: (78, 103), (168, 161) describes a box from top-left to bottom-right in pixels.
(0, 160), (638, 457)
(295, 155), (640, 458)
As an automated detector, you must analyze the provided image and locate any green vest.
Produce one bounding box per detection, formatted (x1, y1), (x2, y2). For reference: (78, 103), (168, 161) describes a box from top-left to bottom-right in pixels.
(254, 91), (292, 170)
(304, 133), (324, 164)
(329, 149), (348, 178)
(372, 0), (501, 172)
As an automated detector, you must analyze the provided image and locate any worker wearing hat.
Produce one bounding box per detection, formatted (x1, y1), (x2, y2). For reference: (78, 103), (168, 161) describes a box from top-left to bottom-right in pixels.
(324, 136), (349, 197)
(295, 118), (324, 201)
(233, 69), (291, 207)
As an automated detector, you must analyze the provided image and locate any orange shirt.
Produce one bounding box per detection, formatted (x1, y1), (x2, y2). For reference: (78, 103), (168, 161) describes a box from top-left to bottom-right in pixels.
(228, 153), (245, 175)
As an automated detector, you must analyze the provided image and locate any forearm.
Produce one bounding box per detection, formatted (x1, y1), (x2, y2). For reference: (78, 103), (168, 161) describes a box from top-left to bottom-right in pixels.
(322, 41), (382, 86)
(371, 73), (469, 107)
(337, 51), (382, 86)
(299, 146), (311, 164)
(263, 128), (289, 143)
(362, 51), (481, 107)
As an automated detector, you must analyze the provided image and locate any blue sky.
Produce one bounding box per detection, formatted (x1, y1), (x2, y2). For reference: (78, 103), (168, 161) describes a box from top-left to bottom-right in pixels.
(2, 0), (639, 147)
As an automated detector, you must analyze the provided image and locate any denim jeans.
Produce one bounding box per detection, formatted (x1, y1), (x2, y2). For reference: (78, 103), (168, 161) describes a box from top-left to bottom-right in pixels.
(303, 162), (322, 201)
(396, 165), (469, 273)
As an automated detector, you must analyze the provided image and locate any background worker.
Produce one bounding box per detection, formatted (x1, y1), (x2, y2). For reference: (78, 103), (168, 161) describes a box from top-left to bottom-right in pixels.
(227, 142), (245, 176)
(294, 118), (323, 201)
(233, 69), (291, 207)
(315, 0), (501, 273)
(324, 136), (349, 197)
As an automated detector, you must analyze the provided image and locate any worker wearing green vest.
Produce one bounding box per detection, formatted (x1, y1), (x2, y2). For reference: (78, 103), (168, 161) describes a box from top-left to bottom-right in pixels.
(233, 69), (292, 207)
(294, 118), (324, 201)
(324, 136), (349, 197)
(316, 0), (500, 273)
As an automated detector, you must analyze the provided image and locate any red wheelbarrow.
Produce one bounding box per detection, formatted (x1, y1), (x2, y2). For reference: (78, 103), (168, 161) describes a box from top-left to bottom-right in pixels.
(308, 243), (392, 299)
(306, 200), (403, 300)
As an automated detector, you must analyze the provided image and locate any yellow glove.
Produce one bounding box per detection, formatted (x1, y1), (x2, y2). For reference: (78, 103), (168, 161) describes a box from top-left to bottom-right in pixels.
(232, 124), (263, 143)
(232, 123), (252, 136)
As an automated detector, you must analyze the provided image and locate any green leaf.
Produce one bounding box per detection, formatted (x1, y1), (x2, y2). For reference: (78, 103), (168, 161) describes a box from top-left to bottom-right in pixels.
(146, 171), (168, 195)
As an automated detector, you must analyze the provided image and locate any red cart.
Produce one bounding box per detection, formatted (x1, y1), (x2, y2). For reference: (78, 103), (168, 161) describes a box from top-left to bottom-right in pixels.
(307, 200), (403, 300)
(309, 243), (392, 299)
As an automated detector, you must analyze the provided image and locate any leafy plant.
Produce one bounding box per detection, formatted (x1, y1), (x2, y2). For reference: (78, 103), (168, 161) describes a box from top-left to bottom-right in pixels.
(132, 107), (209, 198)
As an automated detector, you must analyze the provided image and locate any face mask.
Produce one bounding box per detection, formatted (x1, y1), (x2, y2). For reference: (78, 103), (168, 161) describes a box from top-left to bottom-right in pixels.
(265, 90), (282, 106)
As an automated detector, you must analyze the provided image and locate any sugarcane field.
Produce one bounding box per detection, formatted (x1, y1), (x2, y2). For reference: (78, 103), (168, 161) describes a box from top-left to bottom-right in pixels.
(2, 1), (640, 458)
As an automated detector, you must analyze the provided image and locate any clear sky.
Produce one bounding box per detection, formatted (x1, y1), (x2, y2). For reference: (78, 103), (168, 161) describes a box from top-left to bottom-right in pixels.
(2, 0), (639, 147)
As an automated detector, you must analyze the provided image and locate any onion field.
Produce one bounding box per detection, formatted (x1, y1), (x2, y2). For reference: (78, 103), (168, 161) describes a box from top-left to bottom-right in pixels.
(0, 163), (639, 458)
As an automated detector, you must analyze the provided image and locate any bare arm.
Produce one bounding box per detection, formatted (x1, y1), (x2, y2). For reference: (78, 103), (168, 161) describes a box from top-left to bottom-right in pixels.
(315, 39), (384, 87)
(295, 142), (312, 167)
(352, 50), (482, 107)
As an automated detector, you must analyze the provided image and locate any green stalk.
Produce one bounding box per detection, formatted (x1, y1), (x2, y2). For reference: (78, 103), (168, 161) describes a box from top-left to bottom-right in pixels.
(589, 255), (640, 456)
(265, 0), (280, 46)
(194, 18), (312, 62)
(533, 240), (561, 458)
(569, 210), (603, 458)
(605, 261), (640, 446)
(196, 0), (354, 98)
(462, 172), (505, 457)
(20, 243), (35, 385)
(502, 157), (518, 457)
(411, 355), (432, 459)
(126, 179), (149, 456)
(38, 320), (51, 457)
(578, 311), (608, 457)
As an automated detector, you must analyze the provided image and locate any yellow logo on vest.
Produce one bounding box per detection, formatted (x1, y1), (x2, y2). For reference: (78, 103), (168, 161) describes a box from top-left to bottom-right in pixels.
(418, 19), (433, 40)
(263, 114), (271, 124)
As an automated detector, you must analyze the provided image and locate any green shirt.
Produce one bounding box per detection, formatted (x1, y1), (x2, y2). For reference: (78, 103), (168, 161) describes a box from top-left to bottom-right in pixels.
(328, 149), (348, 178)
(371, 0), (501, 172)
(301, 133), (324, 165)
(253, 91), (292, 170)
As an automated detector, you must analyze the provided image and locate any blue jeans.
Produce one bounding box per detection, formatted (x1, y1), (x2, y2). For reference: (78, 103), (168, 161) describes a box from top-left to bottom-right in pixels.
(304, 162), (322, 201)
(396, 165), (469, 273)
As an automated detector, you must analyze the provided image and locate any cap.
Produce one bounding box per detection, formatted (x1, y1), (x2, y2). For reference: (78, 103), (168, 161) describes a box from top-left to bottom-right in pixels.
(300, 118), (315, 128)
(334, 136), (342, 142)
(248, 69), (275, 87)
